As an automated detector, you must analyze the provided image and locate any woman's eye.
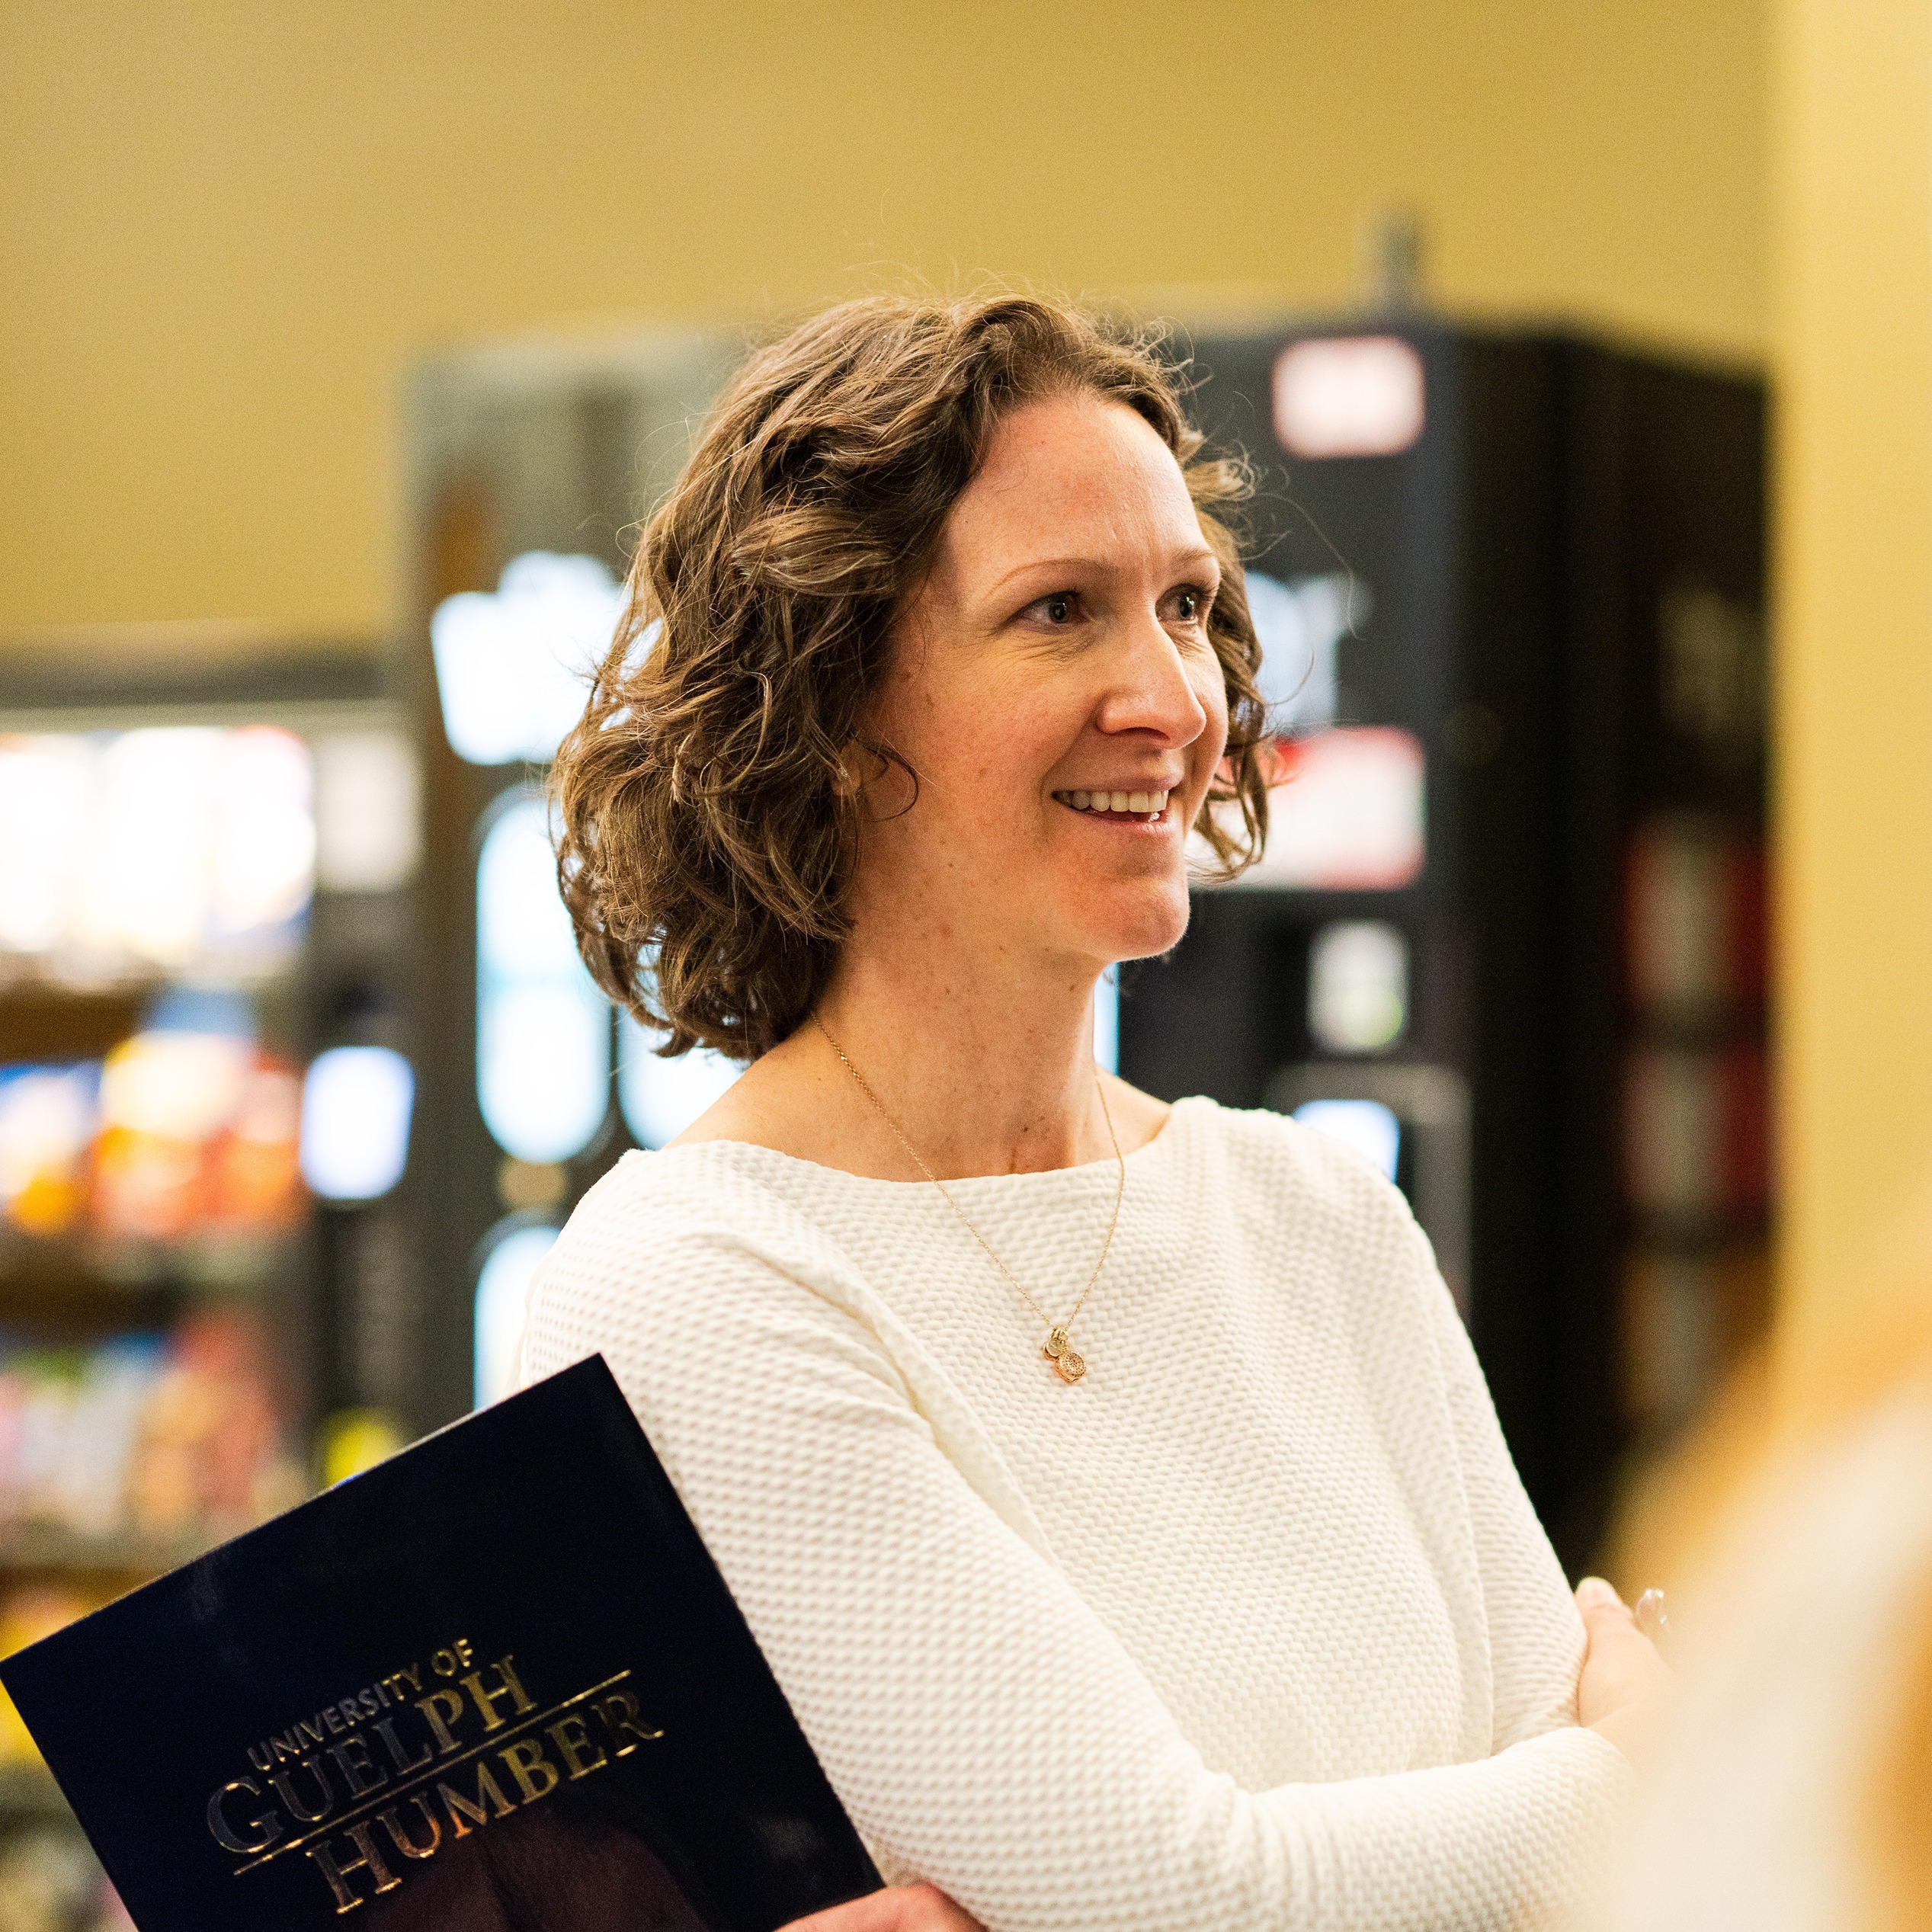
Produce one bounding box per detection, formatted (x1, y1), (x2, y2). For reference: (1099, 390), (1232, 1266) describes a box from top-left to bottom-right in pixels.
(1175, 589), (1200, 621)
(1043, 594), (1075, 624)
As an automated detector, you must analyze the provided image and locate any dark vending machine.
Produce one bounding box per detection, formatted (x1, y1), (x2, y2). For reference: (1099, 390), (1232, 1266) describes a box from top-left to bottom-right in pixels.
(1120, 325), (1768, 1565)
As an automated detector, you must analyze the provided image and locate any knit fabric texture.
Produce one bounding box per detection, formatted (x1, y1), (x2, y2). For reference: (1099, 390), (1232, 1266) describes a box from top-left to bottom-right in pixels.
(523, 1096), (1624, 1930)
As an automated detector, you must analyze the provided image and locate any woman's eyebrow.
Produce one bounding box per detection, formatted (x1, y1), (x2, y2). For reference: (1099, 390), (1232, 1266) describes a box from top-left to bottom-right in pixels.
(982, 545), (1220, 597)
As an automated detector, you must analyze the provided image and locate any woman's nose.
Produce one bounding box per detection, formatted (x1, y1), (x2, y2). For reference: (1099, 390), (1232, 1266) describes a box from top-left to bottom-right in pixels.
(1096, 613), (1209, 745)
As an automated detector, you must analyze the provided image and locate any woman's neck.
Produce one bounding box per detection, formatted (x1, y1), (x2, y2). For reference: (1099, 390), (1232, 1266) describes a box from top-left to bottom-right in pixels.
(812, 944), (1111, 1178)
(668, 931), (1166, 1181)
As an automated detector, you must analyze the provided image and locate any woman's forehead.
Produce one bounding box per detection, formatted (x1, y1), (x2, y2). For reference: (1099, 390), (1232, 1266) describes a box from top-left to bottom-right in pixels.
(936, 395), (1203, 592)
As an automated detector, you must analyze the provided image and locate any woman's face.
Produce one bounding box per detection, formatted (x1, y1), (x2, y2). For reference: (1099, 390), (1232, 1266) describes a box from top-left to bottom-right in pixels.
(857, 391), (1228, 978)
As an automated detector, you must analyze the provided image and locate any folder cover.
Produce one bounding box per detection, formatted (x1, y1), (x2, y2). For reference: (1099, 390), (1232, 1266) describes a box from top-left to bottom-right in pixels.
(0, 1354), (880, 1930)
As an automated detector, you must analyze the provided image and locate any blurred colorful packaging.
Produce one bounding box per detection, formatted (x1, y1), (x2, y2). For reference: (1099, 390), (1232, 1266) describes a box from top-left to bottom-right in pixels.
(0, 1071), (99, 1240)
(0, 1033), (304, 1246)
(91, 1033), (303, 1243)
(0, 727), (315, 988)
(0, 1821), (123, 1932)
(0, 1312), (307, 1829)
(0, 1314), (303, 1548)
(127, 1311), (303, 1540)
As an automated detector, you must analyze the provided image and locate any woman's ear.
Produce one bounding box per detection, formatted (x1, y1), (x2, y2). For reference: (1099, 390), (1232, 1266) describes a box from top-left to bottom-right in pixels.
(831, 750), (865, 799)
(838, 739), (921, 822)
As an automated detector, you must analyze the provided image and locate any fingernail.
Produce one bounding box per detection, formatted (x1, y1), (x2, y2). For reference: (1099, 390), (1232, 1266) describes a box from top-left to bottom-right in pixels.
(1576, 1576), (1620, 1608)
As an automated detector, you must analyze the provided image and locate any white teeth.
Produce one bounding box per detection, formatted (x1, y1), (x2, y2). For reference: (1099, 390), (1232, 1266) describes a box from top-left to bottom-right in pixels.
(1056, 788), (1171, 814)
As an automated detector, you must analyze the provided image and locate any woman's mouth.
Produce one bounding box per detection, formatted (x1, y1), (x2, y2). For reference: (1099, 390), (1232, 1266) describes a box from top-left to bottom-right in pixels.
(1052, 787), (1171, 822)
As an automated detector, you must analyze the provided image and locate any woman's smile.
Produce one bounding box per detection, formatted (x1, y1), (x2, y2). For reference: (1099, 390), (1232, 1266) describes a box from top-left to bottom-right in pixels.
(1051, 786), (1174, 824)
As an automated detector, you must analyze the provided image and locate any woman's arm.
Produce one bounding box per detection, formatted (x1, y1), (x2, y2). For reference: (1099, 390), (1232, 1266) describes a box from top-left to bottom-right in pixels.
(1420, 1262), (1594, 1750)
(528, 1214), (1626, 1932)
(1418, 1233), (1669, 1754)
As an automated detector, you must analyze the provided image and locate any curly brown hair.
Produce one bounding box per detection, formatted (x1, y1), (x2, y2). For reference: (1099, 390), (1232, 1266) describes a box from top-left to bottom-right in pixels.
(553, 292), (1270, 1063)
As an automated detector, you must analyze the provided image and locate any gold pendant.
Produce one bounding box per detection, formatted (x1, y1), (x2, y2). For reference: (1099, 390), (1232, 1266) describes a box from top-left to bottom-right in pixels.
(1043, 1328), (1086, 1383)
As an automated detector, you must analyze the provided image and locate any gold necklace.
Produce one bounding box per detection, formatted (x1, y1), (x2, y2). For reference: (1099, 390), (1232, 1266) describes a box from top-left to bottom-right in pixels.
(813, 1014), (1124, 1385)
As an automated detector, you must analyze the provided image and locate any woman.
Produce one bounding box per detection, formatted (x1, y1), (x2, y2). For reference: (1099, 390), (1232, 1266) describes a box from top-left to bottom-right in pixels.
(527, 293), (1662, 1930)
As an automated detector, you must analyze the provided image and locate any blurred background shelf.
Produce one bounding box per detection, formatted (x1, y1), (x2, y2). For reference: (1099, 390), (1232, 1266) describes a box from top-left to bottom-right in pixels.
(0, 1527), (219, 1578)
(0, 1766), (72, 1823)
(0, 640), (425, 1902)
(0, 1232), (303, 1299)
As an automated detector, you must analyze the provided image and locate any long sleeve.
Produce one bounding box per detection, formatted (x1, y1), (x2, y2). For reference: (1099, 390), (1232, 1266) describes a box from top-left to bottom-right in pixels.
(525, 1151), (1626, 1932)
(1421, 1261), (1592, 1753)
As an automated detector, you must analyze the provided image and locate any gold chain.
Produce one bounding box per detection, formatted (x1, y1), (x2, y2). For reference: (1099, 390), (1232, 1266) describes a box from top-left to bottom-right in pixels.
(813, 1013), (1123, 1385)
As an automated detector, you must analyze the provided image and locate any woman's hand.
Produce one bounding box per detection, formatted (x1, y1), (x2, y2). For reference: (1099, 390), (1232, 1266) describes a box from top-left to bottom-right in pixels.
(1575, 1575), (1671, 1758)
(780, 1882), (984, 1932)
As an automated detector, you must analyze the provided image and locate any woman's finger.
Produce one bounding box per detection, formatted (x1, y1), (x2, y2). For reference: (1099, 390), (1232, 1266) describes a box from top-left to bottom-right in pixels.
(1575, 1575), (1637, 1631)
(1574, 1574), (1671, 1735)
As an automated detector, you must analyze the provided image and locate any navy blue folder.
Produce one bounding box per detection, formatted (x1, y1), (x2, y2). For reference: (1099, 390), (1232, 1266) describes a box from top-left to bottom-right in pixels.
(0, 1354), (880, 1930)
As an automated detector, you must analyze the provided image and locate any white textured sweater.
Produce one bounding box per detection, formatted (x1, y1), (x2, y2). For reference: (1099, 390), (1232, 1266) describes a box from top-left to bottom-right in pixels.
(523, 1097), (1624, 1930)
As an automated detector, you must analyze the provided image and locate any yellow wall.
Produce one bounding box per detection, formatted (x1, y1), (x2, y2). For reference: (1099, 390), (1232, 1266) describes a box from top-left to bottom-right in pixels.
(1771, 0), (1932, 1408)
(0, 0), (1765, 639)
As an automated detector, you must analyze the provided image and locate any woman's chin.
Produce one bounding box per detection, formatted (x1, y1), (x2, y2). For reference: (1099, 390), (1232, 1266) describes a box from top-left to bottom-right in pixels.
(1076, 883), (1192, 966)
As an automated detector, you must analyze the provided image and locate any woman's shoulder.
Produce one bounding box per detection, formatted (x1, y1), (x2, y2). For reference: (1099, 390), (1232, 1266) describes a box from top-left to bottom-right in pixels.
(1174, 1091), (1408, 1196)
(544, 1141), (851, 1279)
(1171, 1094), (1437, 1271)
(533, 1145), (854, 1317)
(521, 1143), (877, 1383)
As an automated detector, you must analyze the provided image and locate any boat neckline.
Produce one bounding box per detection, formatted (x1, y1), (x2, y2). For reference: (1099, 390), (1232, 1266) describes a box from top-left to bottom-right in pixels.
(626, 1092), (1203, 1190)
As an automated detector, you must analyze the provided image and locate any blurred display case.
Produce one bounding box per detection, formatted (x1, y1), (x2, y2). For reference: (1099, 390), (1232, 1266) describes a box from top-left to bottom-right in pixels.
(0, 631), (422, 1905)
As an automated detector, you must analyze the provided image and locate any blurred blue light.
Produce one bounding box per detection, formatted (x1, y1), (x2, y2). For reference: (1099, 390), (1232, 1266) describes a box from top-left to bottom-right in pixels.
(1246, 571), (1366, 737)
(475, 795), (611, 1164)
(431, 553), (626, 767)
(1093, 968), (1119, 1076)
(473, 1219), (559, 1408)
(1292, 1098), (1402, 1182)
(616, 1010), (741, 1150)
(300, 1046), (415, 1201)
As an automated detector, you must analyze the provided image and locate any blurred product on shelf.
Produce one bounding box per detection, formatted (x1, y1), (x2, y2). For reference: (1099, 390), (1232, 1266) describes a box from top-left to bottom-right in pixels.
(0, 1075), (93, 1241)
(0, 729), (314, 988)
(0, 1312), (305, 1550)
(1307, 921), (1411, 1056)
(1199, 727), (1427, 891)
(1625, 814), (1767, 1024)
(0, 1821), (127, 1932)
(0, 1029), (304, 1248)
(93, 1033), (303, 1245)
(1619, 810), (1773, 1440)
(1622, 1043), (1771, 1226)
(314, 1406), (405, 1488)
